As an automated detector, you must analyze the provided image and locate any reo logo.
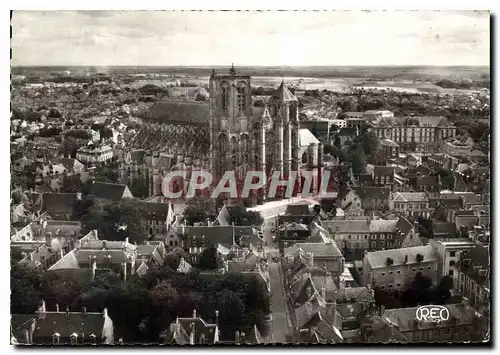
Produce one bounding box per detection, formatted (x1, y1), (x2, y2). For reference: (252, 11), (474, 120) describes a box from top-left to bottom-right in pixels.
(416, 305), (450, 322)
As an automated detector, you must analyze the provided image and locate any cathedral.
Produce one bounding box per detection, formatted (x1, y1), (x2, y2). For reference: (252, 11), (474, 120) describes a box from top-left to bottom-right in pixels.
(128, 65), (324, 205)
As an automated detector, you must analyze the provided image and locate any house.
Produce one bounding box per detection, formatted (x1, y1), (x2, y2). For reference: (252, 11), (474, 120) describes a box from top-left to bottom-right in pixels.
(429, 238), (477, 279)
(279, 222), (310, 241)
(439, 191), (481, 210)
(39, 193), (81, 220)
(88, 182), (134, 201)
(455, 246), (490, 313)
(159, 311), (220, 344)
(284, 242), (345, 278)
(139, 201), (174, 242)
(380, 139), (400, 159)
(335, 189), (362, 211)
(382, 302), (488, 342)
(53, 157), (85, 174)
(76, 144), (113, 165)
(353, 186), (390, 211)
(18, 301), (114, 345)
(362, 245), (439, 291)
(390, 192), (430, 218)
(372, 166), (395, 187)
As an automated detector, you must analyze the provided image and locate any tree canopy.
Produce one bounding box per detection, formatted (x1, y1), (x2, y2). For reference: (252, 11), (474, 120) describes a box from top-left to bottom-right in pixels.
(81, 199), (149, 244)
(183, 196), (217, 225)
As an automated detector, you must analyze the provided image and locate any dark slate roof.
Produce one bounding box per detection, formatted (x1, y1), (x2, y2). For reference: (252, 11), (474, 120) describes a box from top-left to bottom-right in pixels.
(353, 186), (390, 200)
(395, 216), (413, 237)
(440, 192), (481, 206)
(416, 175), (438, 187)
(89, 182), (132, 201)
(169, 317), (218, 344)
(183, 225), (254, 246)
(373, 165), (394, 177)
(338, 127), (358, 136)
(33, 311), (105, 340)
(41, 193), (79, 215)
(428, 196), (463, 210)
(144, 101), (209, 126)
(358, 173), (374, 184)
(76, 249), (130, 265)
(155, 155), (173, 169)
(432, 222), (457, 237)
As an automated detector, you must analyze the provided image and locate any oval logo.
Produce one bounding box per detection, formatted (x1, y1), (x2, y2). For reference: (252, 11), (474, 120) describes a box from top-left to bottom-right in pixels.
(416, 305), (450, 322)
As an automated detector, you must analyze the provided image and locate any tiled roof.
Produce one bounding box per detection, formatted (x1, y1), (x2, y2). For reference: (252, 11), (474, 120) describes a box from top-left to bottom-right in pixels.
(383, 303), (483, 333)
(33, 311), (105, 340)
(41, 193), (79, 215)
(89, 182), (131, 201)
(285, 242), (343, 258)
(365, 245), (436, 269)
(440, 192), (480, 206)
(392, 192), (428, 202)
(373, 165), (394, 177)
(129, 149), (146, 165)
(369, 220), (398, 233)
(336, 287), (374, 303)
(432, 222), (457, 237)
(143, 101), (209, 125)
(458, 245), (489, 287)
(322, 220), (371, 234)
(354, 186), (390, 200)
(76, 249), (130, 265)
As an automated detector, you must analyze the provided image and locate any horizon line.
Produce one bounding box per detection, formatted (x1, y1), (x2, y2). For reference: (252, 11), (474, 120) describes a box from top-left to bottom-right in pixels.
(11, 64), (491, 68)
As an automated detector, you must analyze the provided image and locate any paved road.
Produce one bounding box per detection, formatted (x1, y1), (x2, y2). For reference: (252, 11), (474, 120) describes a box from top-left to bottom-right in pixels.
(261, 218), (290, 343)
(268, 261), (289, 343)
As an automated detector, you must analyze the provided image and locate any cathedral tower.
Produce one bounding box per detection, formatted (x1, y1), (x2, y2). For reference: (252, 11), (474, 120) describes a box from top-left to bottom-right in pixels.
(209, 65), (253, 182)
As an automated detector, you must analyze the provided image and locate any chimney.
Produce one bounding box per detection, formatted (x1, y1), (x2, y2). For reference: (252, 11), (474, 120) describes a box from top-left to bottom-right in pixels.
(39, 299), (46, 313)
(102, 241), (107, 250)
(125, 237), (129, 244)
(65, 306), (70, 315)
(82, 307), (86, 315)
(235, 330), (240, 344)
(45, 232), (53, 247)
(307, 252), (314, 267)
(404, 255), (408, 263)
(189, 322), (195, 345)
(215, 310), (219, 325)
(193, 309), (197, 318)
(321, 287), (326, 300)
(240, 331), (246, 344)
(88, 255), (92, 268)
(55, 304), (59, 312)
(380, 305), (385, 317)
(121, 262), (127, 282)
(103, 308), (108, 318)
(306, 286), (312, 300)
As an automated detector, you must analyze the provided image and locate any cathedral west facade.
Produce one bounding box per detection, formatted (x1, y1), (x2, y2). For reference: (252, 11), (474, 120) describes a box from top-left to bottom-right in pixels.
(128, 66), (324, 205)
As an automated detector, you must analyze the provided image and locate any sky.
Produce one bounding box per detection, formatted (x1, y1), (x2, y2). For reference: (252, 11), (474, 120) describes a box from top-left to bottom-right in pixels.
(11, 10), (490, 67)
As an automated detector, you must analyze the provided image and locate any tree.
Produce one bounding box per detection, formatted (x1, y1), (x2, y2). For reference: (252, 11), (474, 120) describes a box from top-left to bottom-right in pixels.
(361, 130), (381, 156)
(432, 276), (453, 305)
(82, 199), (149, 244)
(130, 177), (148, 199)
(215, 289), (246, 339)
(228, 204), (263, 226)
(183, 196), (217, 225)
(66, 129), (91, 140)
(197, 245), (218, 270)
(164, 247), (189, 270)
(11, 265), (43, 314)
(347, 144), (367, 174)
(149, 281), (180, 330)
(401, 272), (434, 306)
(42, 271), (84, 310)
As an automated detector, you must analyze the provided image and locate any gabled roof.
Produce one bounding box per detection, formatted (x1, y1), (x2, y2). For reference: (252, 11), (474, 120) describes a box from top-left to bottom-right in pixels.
(354, 186), (390, 200)
(41, 193), (79, 215)
(89, 182), (133, 201)
(144, 101), (209, 125)
(33, 311), (106, 341)
(299, 129), (320, 147)
(365, 245), (436, 269)
(392, 192), (428, 202)
(373, 165), (394, 177)
(285, 242), (343, 259)
(432, 222), (457, 237)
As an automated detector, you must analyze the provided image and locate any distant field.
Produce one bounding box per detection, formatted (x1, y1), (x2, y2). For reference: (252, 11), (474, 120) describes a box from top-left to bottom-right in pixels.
(12, 65), (490, 80)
